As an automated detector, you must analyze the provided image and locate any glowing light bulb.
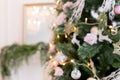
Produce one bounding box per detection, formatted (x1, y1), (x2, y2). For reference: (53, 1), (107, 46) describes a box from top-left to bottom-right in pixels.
(43, 6), (47, 10)
(62, 63), (66, 66)
(65, 34), (68, 38)
(109, 25), (113, 29)
(71, 59), (75, 63)
(73, 27), (77, 32)
(85, 18), (88, 23)
(56, 0), (60, 5)
(87, 62), (91, 67)
(49, 43), (53, 48)
(57, 34), (60, 39)
(100, 19), (103, 22)
(32, 6), (40, 15)
(50, 56), (53, 59)
(111, 29), (115, 32)
(53, 61), (58, 66)
(49, 7), (54, 11)
(53, 23), (56, 26)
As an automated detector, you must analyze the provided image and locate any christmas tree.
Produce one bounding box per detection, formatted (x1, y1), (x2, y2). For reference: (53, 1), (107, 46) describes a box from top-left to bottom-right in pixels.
(46, 0), (120, 80)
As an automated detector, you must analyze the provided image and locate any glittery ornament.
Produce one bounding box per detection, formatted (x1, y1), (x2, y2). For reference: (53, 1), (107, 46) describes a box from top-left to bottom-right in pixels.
(55, 51), (67, 64)
(113, 40), (120, 55)
(114, 5), (120, 14)
(71, 68), (81, 79)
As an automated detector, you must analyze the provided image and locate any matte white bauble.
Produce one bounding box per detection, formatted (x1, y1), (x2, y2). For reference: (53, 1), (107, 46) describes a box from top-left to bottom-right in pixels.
(71, 68), (81, 79)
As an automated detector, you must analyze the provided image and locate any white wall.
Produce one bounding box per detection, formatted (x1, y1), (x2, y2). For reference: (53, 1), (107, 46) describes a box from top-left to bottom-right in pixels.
(0, 0), (55, 80)
(0, 0), (8, 48)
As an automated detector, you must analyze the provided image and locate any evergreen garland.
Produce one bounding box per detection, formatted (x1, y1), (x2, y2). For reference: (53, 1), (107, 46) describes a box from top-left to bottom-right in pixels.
(0, 42), (49, 78)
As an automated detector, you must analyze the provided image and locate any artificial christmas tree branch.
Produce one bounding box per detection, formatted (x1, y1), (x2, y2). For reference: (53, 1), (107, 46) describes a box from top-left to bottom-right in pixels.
(47, 0), (120, 80)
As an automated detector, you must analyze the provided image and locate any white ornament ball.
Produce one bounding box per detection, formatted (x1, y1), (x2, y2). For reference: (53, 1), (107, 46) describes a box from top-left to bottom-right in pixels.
(71, 68), (81, 79)
(87, 77), (96, 80)
(55, 51), (67, 64)
(90, 26), (98, 35)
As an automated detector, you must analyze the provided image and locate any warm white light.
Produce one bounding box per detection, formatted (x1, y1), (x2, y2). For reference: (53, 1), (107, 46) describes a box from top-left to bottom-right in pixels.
(49, 42), (54, 48)
(100, 19), (103, 22)
(87, 62), (91, 67)
(53, 23), (56, 26)
(33, 20), (37, 24)
(33, 19), (41, 25)
(109, 25), (113, 29)
(62, 63), (66, 66)
(43, 6), (47, 10)
(49, 56), (53, 59)
(49, 43), (53, 48)
(73, 27), (77, 32)
(65, 34), (68, 38)
(49, 7), (54, 11)
(32, 6), (40, 15)
(71, 59), (75, 63)
(111, 29), (115, 32)
(53, 61), (58, 66)
(56, 0), (61, 5)
(57, 34), (60, 39)
(85, 18), (88, 23)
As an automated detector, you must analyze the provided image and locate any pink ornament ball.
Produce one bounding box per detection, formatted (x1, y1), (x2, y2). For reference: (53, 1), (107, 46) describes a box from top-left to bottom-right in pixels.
(114, 5), (120, 14)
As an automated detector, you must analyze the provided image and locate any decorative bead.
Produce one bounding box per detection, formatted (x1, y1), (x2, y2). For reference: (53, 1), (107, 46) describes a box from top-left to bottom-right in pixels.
(90, 26), (98, 35)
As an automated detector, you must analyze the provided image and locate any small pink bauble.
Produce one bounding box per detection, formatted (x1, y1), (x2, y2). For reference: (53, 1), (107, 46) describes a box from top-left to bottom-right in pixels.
(114, 5), (120, 14)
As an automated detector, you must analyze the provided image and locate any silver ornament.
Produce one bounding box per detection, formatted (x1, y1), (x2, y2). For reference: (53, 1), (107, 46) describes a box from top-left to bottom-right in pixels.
(55, 51), (67, 64)
(71, 68), (81, 79)
(112, 21), (117, 27)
